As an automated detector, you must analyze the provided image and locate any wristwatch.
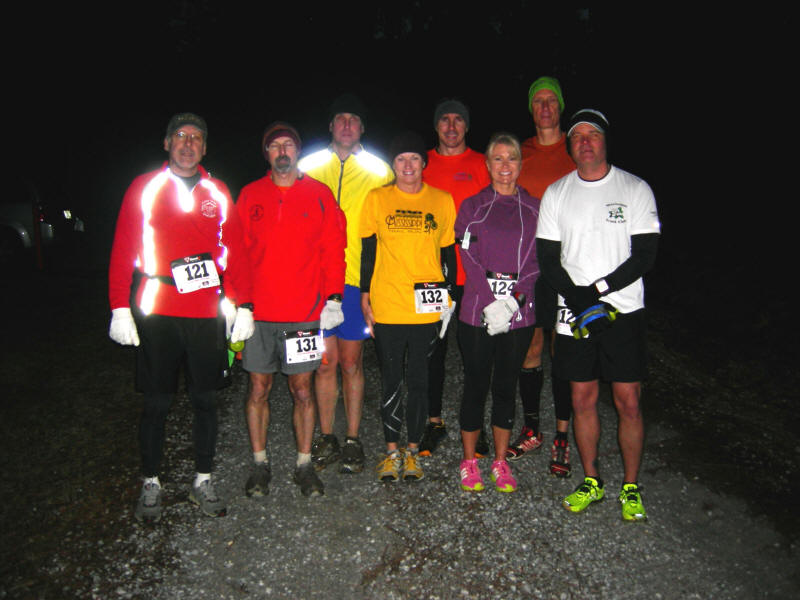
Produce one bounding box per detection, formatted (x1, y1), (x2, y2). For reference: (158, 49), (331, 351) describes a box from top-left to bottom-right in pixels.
(237, 302), (254, 311)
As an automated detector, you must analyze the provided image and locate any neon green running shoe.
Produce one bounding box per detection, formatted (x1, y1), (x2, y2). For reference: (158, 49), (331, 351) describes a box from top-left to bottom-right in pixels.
(563, 476), (604, 512)
(619, 483), (647, 521)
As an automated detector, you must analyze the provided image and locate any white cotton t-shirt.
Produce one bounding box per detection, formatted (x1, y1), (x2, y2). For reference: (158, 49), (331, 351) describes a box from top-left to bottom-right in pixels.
(536, 166), (661, 314)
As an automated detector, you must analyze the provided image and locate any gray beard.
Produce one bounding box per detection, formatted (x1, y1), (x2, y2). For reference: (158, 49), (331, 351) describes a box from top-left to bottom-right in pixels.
(273, 156), (292, 173)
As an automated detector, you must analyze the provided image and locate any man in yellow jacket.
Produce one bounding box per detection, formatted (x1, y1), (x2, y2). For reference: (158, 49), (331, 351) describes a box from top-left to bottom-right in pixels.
(298, 94), (393, 475)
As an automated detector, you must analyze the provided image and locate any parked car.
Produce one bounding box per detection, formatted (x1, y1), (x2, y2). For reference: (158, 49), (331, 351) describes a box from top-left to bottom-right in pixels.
(1, 177), (85, 262)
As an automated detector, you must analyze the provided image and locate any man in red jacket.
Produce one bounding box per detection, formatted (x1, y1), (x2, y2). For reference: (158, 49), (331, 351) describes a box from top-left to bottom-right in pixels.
(236, 122), (347, 498)
(108, 113), (255, 523)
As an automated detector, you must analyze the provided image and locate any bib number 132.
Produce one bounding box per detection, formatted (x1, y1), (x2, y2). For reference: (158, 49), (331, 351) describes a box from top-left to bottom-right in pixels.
(414, 282), (449, 313)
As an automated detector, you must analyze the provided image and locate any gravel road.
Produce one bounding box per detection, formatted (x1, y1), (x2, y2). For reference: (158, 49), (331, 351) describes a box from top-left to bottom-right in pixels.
(1, 272), (796, 599)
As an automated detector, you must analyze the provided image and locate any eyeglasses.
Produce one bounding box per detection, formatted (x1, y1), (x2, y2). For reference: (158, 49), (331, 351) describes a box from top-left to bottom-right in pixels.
(267, 141), (296, 152)
(173, 131), (204, 144)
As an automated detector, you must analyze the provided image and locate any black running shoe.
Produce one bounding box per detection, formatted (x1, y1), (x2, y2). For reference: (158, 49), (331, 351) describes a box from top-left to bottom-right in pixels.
(245, 462), (272, 496)
(419, 421), (447, 456)
(311, 434), (341, 471)
(340, 437), (366, 474)
(294, 463), (324, 497)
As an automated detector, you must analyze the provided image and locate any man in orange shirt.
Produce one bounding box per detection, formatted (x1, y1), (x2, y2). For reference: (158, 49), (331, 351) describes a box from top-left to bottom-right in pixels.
(508, 77), (577, 477)
(420, 99), (490, 456)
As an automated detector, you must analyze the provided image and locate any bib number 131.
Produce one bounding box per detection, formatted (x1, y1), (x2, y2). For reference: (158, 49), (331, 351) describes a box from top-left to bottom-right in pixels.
(284, 329), (324, 364)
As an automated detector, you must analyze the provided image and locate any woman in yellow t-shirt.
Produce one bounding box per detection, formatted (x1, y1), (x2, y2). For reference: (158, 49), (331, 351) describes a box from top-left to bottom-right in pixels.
(359, 132), (456, 483)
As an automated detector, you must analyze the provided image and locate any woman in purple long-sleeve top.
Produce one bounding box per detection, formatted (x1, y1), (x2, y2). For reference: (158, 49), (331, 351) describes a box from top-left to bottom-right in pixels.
(455, 132), (540, 493)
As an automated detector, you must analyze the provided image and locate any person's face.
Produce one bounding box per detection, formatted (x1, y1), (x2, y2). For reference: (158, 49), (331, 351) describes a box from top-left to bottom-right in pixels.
(330, 113), (364, 150)
(531, 89), (561, 130)
(486, 143), (521, 188)
(569, 123), (607, 172)
(393, 152), (425, 186)
(266, 136), (299, 174)
(436, 113), (467, 150)
(164, 125), (206, 177)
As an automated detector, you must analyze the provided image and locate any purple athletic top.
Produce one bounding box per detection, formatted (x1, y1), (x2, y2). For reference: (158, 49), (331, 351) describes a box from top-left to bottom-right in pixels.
(456, 185), (540, 329)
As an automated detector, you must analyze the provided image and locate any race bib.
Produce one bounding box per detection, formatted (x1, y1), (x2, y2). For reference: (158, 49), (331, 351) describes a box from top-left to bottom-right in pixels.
(486, 271), (518, 300)
(556, 306), (580, 337)
(284, 329), (324, 364)
(171, 253), (220, 294)
(414, 282), (449, 314)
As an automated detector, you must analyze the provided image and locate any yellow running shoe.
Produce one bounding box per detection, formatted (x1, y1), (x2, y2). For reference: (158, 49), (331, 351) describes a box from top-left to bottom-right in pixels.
(619, 483), (647, 521)
(563, 476), (604, 512)
(376, 450), (403, 482)
(402, 449), (424, 481)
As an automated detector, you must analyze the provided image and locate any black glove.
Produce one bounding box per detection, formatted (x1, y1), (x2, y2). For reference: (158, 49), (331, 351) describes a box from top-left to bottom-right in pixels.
(570, 303), (619, 339)
(563, 285), (600, 316)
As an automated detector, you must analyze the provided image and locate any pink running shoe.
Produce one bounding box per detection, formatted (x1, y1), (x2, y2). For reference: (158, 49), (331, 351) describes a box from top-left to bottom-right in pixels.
(491, 459), (517, 492)
(459, 458), (484, 491)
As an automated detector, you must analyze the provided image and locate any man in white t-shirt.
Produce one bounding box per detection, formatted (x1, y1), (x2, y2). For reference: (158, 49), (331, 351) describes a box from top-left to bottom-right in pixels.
(535, 109), (660, 521)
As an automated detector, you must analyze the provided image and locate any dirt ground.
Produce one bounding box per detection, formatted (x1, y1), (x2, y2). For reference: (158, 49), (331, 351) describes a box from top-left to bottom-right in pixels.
(1, 268), (797, 598)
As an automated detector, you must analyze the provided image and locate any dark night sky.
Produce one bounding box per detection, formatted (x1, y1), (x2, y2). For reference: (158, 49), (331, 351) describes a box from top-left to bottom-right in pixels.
(11, 3), (781, 314)
(16, 5), (711, 193)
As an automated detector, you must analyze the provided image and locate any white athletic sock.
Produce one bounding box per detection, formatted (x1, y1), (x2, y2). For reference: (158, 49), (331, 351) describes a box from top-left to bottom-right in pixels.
(254, 450), (267, 464)
(296, 453), (311, 467)
(194, 472), (211, 488)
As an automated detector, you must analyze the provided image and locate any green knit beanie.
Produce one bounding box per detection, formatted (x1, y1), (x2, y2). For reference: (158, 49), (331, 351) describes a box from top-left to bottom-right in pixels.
(527, 76), (565, 114)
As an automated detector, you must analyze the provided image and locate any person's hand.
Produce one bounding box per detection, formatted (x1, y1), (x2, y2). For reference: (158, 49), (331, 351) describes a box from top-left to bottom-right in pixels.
(361, 293), (375, 338)
(482, 297), (518, 330)
(439, 301), (457, 339)
(564, 285), (600, 316)
(109, 307), (140, 346)
(570, 303), (619, 339)
(230, 307), (255, 343)
(320, 300), (345, 330)
(486, 319), (510, 336)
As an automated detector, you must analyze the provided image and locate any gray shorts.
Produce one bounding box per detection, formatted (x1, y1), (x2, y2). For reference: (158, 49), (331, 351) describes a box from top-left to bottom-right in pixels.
(242, 320), (323, 375)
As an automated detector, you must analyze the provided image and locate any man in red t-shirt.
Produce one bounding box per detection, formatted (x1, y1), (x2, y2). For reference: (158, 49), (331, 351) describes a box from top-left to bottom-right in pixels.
(420, 99), (490, 456)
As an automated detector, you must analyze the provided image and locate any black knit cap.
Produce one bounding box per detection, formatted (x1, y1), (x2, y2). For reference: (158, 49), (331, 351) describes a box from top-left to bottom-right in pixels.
(432, 99), (470, 130)
(166, 113), (208, 139)
(328, 93), (367, 123)
(389, 131), (428, 165)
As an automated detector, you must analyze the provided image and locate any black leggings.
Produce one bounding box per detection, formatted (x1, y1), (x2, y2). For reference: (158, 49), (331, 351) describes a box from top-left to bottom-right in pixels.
(427, 285), (463, 419)
(373, 322), (438, 445)
(139, 389), (218, 476)
(458, 323), (534, 431)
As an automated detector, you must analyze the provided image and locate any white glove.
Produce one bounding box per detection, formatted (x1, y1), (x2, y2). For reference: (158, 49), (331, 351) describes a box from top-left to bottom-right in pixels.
(320, 300), (345, 330)
(230, 307), (255, 343)
(109, 307), (140, 346)
(221, 298), (236, 337)
(482, 297), (518, 330)
(439, 301), (456, 339)
(486, 320), (511, 336)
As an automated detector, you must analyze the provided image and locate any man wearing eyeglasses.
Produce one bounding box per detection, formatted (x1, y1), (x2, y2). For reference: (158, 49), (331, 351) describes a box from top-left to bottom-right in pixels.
(109, 112), (254, 523)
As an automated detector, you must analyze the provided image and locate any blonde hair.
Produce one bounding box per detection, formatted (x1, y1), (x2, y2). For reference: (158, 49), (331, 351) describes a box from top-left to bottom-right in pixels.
(485, 132), (521, 161)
